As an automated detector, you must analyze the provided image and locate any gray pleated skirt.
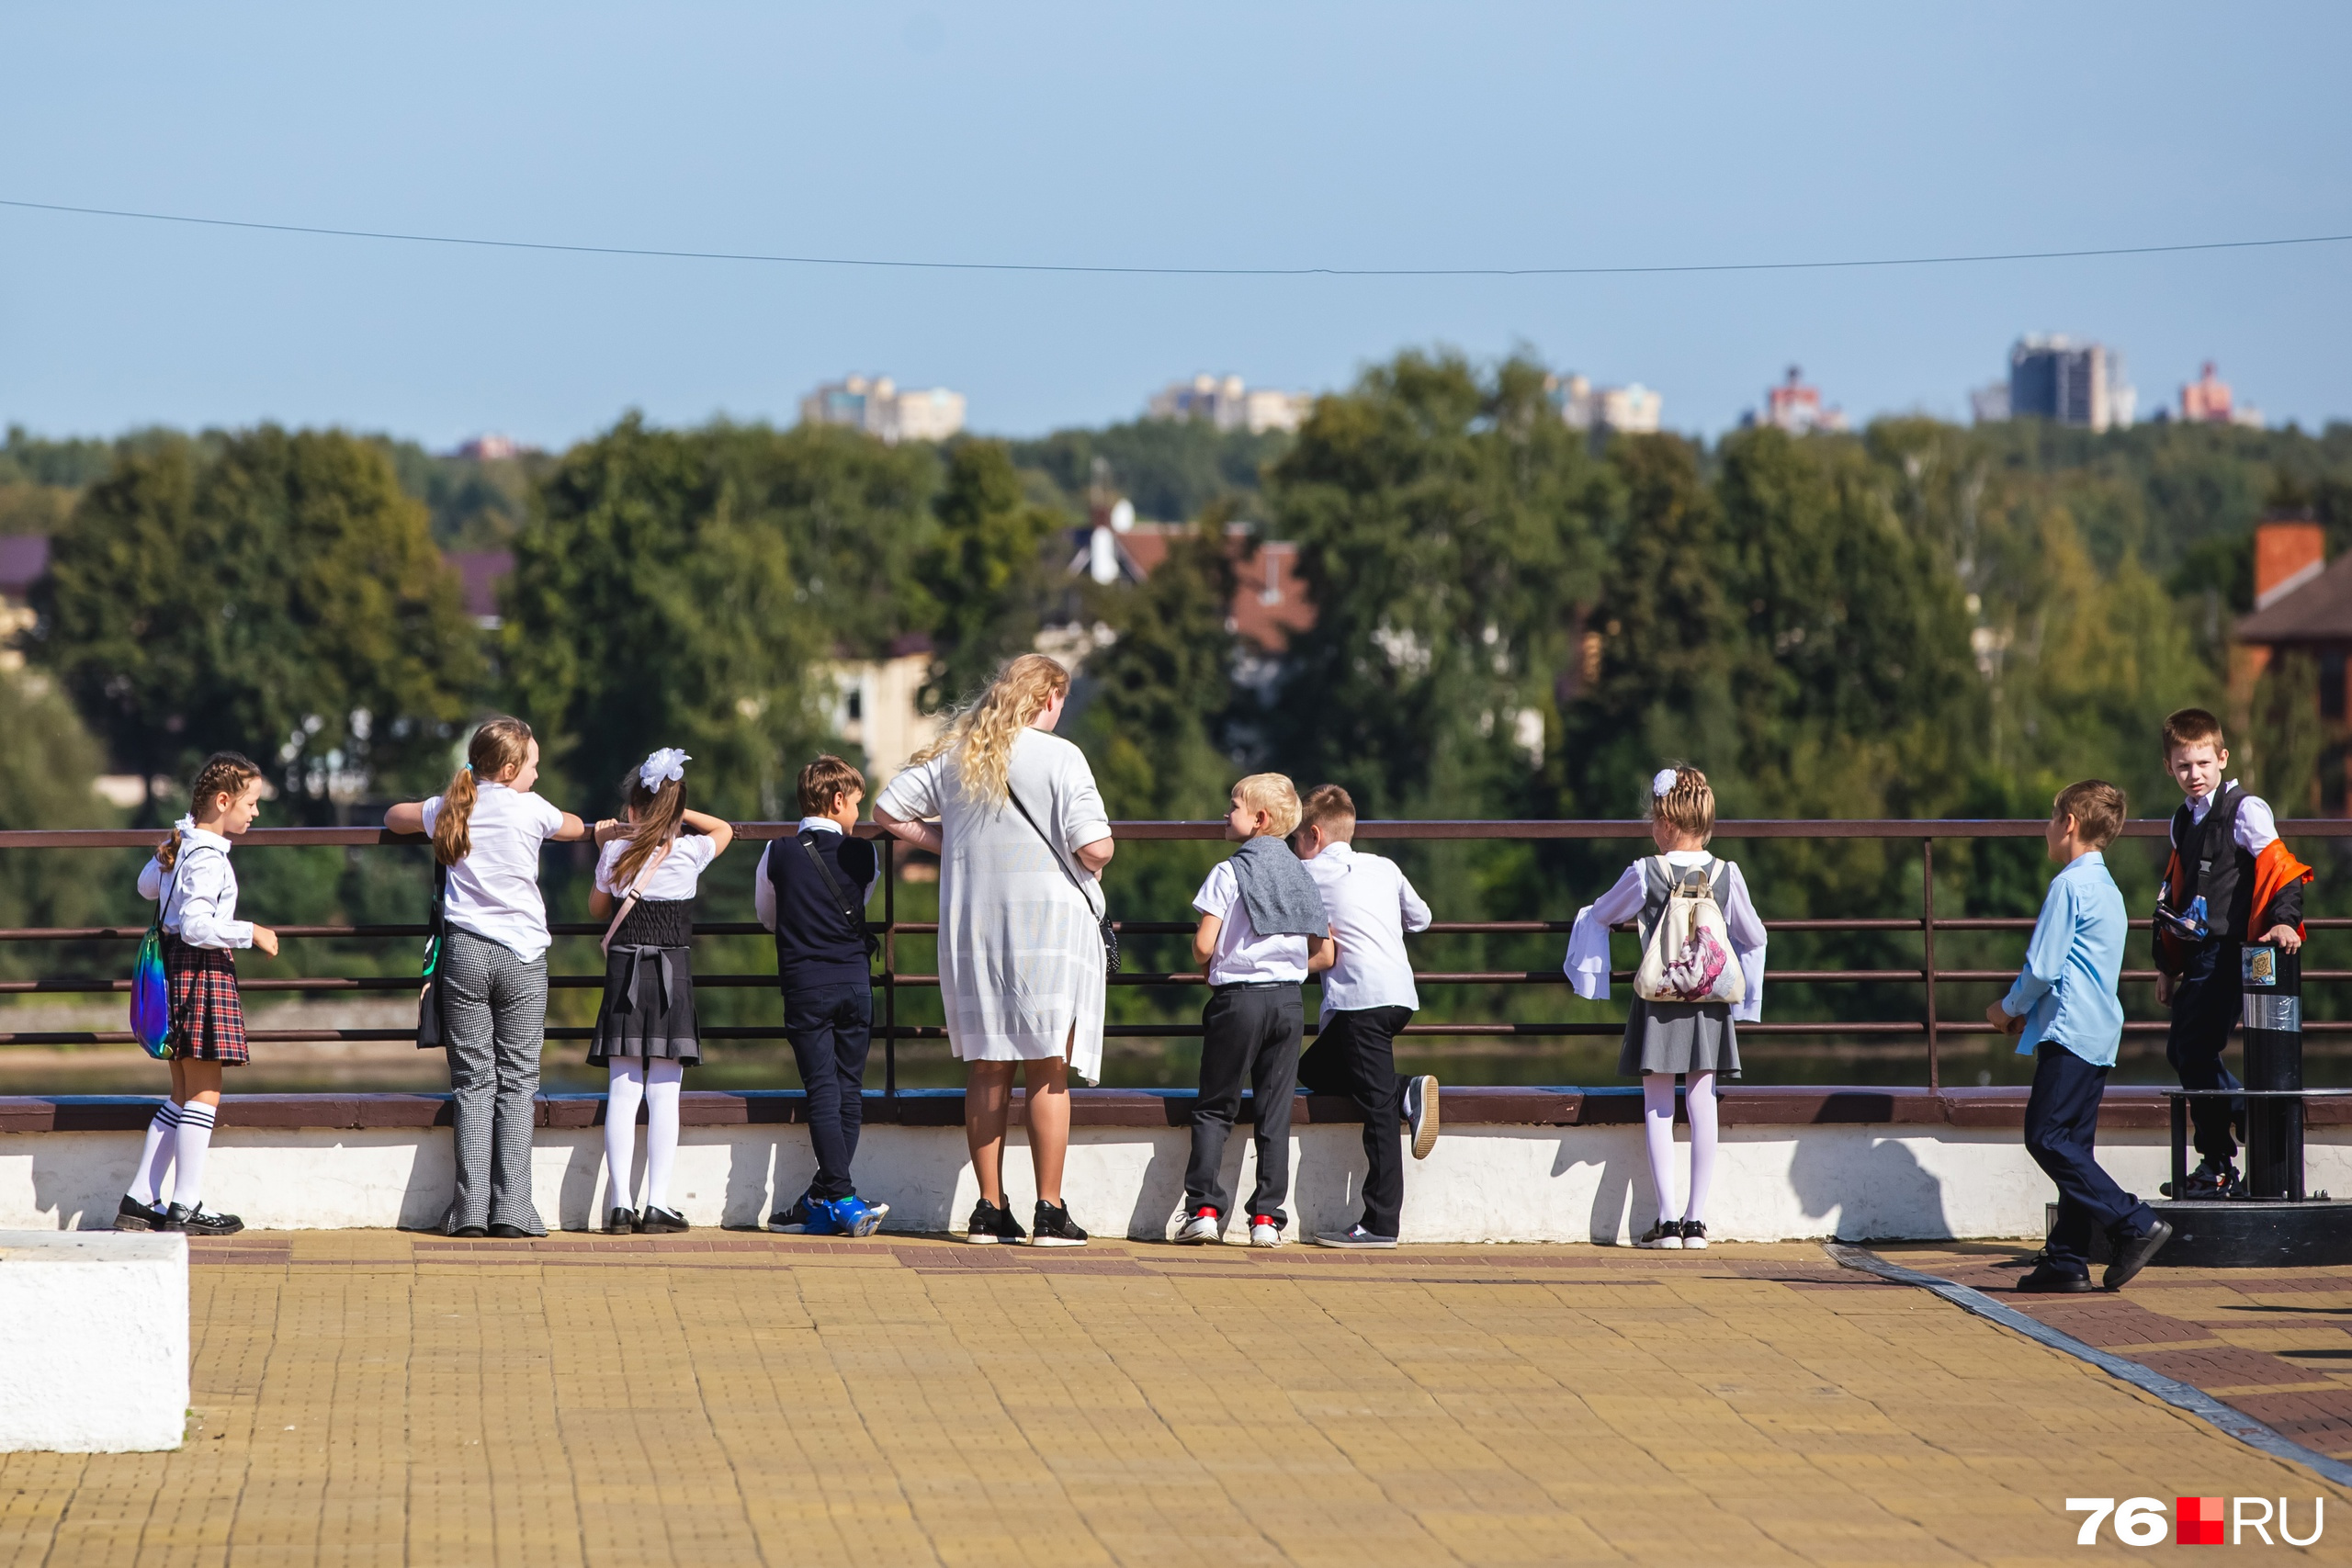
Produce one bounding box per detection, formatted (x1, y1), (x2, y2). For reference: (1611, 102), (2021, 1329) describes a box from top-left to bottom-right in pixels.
(1619, 998), (1741, 1078)
(587, 943), (700, 1066)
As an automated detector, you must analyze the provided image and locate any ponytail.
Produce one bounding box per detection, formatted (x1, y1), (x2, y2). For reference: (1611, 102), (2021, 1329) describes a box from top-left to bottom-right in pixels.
(158, 751), (264, 870)
(435, 716), (534, 866)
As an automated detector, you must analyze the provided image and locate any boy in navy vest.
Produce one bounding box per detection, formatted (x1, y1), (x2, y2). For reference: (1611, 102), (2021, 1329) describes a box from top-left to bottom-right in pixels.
(756, 755), (886, 1236)
(2154, 708), (2313, 1198)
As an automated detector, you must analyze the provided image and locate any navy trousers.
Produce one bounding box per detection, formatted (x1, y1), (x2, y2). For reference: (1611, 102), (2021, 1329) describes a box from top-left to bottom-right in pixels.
(1297, 1006), (1412, 1236)
(785, 981), (872, 1201)
(2165, 942), (2246, 1163)
(2024, 1042), (2157, 1278)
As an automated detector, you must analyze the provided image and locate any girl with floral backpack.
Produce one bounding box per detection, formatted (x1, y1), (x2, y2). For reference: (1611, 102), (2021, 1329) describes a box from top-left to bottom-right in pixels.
(1564, 766), (1767, 1249)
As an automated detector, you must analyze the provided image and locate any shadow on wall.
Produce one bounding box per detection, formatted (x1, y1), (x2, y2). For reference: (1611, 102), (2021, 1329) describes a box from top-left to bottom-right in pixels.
(1553, 1134), (1644, 1244)
(1788, 1132), (1953, 1241)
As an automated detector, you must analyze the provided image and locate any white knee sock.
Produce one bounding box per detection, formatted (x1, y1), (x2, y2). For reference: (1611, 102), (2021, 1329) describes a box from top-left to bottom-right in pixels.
(130, 1100), (182, 1206)
(1641, 1074), (1680, 1224)
(1684, 1071), (1719, 1224)
(170, 1100), (217, 1211)
(643, 1059), (684, 1211)
(605, 1060), (646, 1212)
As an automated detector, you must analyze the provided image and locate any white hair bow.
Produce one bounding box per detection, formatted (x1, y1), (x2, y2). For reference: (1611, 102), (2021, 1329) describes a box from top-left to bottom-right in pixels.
(1652, 768), (1679, 798)
(639, 748), (691, 792)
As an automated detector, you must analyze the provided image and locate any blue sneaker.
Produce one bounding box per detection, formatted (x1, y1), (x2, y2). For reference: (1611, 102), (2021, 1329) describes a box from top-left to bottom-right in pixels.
(830, 1195), (889, 1238)
(767, 1191), (837, 1235)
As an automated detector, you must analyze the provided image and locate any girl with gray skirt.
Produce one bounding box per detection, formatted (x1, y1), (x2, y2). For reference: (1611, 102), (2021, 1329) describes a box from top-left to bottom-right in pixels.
(586, 748), (733, 1235)
(387, 717), (591, 1237)
(1565, 766), (1766, 1250)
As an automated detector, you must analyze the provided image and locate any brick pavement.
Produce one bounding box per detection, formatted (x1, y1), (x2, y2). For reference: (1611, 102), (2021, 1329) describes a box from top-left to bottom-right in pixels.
(2, 1233), (2347, 1566)
(1885, 1242), (2352, 1461)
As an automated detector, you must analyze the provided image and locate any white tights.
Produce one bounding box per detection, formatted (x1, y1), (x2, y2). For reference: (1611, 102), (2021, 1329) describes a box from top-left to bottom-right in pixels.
(1641, 1070), (1717, 1224)
(604, 1057), (684, 1213)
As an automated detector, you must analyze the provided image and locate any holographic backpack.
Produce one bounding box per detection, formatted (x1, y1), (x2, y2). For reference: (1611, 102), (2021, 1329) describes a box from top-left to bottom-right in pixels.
(129, 853), (182, 1059)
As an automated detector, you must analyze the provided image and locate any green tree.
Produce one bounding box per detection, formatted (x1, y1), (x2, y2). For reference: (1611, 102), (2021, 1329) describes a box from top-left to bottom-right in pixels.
(1008, 417), (1289, 525)
(31, 428), (481, 811)
(918, 440), (1063, 710)
(0, 671), (124, 959)
(502, 414), (824, 818)
(1077, 513), (1240, 818)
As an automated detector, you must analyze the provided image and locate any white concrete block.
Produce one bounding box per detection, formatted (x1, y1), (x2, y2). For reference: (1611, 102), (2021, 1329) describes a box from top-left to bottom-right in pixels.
(0, 1230), (187, 1452)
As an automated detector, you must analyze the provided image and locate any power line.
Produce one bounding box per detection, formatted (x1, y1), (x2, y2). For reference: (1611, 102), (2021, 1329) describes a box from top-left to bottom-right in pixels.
(4, 195), (2349, 278)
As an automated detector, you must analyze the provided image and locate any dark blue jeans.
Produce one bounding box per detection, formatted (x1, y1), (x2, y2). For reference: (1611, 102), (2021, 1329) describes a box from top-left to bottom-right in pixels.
(785, 981), (872, 1201)
(2165, 941), (2246, 1163)
(2025, 1042), (2157, 1278)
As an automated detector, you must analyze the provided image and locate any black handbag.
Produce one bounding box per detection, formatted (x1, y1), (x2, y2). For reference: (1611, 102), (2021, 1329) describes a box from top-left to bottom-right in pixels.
(415, 860), (450, 1050)
(1006, 789), (1118, 975)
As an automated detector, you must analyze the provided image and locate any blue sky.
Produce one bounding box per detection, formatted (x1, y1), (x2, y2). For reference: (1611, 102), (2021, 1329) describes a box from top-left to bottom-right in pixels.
(4, 4), (2346, 449)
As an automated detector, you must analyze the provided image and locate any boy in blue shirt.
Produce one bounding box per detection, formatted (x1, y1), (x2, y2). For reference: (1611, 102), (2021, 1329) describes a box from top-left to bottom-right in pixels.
(1988, 780), (2173, 1292)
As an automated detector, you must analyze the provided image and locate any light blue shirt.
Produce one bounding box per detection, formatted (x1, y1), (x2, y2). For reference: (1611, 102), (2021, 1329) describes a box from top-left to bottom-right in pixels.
(2002, 851), (2126, 1067)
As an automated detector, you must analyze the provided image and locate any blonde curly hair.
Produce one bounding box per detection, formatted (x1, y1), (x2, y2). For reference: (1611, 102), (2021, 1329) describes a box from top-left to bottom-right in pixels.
(912, 653), (1071, 807)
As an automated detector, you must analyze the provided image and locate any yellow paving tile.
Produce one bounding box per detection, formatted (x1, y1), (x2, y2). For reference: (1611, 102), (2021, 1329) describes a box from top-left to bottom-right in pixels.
(1, 1235), (2348, 1565)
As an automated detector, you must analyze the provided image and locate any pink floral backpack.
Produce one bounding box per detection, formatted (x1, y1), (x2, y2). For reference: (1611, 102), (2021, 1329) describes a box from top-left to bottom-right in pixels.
(1633, 858), (1746, 1006)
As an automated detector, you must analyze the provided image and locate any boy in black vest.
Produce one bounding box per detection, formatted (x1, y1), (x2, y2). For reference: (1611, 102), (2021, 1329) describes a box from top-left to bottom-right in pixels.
(756, 755), (887, 1236)
(2154, 708), (2312, 1198)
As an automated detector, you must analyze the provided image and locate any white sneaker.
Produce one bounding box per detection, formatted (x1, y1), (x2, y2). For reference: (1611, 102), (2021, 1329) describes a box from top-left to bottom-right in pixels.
(1634, 1219), (1683, 1249)
(1250, 1218), (1283, 1247)
(1404, 1075), (1440, 1159)
(1174, 1209), (1222, 1245)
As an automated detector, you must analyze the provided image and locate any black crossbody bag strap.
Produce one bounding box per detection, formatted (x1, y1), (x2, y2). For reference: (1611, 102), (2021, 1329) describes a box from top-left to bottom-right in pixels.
(1006, 789), (1118, 975)
(798, 831), (879, 958)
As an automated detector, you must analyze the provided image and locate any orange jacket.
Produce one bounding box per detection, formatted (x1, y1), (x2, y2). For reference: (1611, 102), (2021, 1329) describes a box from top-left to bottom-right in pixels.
(2158, 838), (2313, 975)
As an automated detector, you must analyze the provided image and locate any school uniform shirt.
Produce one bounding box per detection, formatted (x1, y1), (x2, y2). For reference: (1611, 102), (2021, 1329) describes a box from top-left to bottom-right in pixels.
(137, 821), (253, 949)
(1193, 858), (1311, 986)
(752, 818), (880, 933)
(2001, 849), (2127, 1067)
(2173, 782), (2278, 855)
(1300, 841), (1430, 1021)
(1562, 851), (1768, 1022)
(594, 833), (718, 902)
(420, 784), (568, 963)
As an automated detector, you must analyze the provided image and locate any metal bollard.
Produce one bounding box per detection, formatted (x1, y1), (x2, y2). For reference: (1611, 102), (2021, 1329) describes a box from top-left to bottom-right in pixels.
(2240, 943), (2304, 1201)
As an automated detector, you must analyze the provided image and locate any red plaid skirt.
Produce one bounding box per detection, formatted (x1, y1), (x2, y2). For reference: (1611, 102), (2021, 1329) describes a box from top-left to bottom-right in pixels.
(162, 935), (249, 1065)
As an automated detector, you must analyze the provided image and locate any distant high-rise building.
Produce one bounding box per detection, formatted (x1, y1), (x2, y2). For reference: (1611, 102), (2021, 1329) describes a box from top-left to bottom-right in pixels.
(1147, 374), (1311, 434)
(2178, 361), (2264, 428)
(2006, 336), (2134, 432)
(1544, 374), (1662, 434)
(1742, 367), (1849, 434)
(798, 375), (967, 444)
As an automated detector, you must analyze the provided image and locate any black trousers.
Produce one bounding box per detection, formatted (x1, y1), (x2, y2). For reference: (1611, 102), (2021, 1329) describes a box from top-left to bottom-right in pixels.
(2024, 1042), (2157, 1277)
(1297, 1005), (1413, 1236)
(1184, 982), (1303, 1227)
(2165, 941), (2246, 1163)
(784, 981), (872, 1201)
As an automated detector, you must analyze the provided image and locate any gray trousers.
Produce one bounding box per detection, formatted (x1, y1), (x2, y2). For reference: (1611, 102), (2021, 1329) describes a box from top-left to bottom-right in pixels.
(440, 928), (548, 1234)
(1184, 982), (1303, 1227)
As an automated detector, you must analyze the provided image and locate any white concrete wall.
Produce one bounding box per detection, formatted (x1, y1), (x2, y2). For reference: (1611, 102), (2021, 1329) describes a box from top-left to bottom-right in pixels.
(0, 1231), (187, 1452)
(6, 1122), (2348, 1242)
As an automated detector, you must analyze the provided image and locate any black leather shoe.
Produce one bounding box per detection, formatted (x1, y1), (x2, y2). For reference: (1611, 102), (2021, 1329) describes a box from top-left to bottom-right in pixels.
(486, 1223), (533, 1239)
(114, 1194), (164, 1232)
(637, 1206), (689, 1235)
(603, 1207), (638, 1235)
(2103, 1220), (2174, 1292)
(163, 1203), (244, 1235)
(448, 1224), (489, 1238)
(2015, 1266), (2097, 1293)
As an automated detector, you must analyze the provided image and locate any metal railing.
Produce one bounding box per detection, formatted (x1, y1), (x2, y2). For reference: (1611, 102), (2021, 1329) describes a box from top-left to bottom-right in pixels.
(2, 817), (2345, 1093)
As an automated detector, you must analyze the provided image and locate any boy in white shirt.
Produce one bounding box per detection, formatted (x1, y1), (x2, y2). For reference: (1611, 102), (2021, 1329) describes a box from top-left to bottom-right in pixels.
(1177, 774), (1335, 1247)
(1292, 785), (1438, 1248)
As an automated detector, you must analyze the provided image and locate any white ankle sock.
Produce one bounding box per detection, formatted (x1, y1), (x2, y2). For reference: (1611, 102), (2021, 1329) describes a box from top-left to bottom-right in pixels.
(1683, 1070), (1719, 1224)
(170, 1100), (217, 1211)
(1641, 1073), (1681, 1224)
(643, 1059), (684, 1211)
(130, 1100), (183, 1206)
(605, 1060), (645, 1212)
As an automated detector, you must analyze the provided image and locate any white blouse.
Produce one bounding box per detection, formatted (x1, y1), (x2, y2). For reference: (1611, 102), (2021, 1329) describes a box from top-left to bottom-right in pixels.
(1564, 852), (1768, 1022)
(594, 833), (719, 903)
(420, 784), (568, 963)
(137, 822), (252, 949)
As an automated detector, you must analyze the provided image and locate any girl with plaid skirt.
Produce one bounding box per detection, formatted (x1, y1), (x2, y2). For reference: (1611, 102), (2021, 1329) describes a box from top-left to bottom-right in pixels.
(116, 751), (280, 1237)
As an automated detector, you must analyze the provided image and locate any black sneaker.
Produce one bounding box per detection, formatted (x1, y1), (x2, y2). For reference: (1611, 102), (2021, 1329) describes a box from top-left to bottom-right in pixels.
(163, 1203), (243, 1236)
(1634, 1219), (1682, 1250)
(1029, 1200), (1088, 1247)
(603, 1207), (639, 1235)
(2103, 1219), (2174, 1292)
(1679, 1219), (1710, 1250)
(2168, 1157), (2241, 1199)
(767, 1191), (816, 1234)
(965, 1197), (1026, 1245)
(638, 1206), (689, 1235)
(2015, 1266), (2097, 1293)
(114, 1194), (164, 1232)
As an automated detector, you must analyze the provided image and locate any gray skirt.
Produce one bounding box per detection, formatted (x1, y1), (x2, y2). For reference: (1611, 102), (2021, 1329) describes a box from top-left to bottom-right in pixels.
(587, 943), (700, 1066)
(1618, 998), (1740, 1078)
